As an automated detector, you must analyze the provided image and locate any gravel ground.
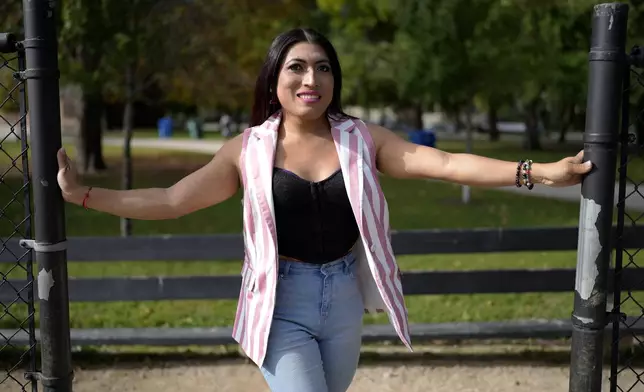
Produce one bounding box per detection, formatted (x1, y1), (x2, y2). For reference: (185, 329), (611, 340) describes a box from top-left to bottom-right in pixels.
(3, 344), (642, 392)
(54, 362), (629, 392)
(2, 359), (639, 392)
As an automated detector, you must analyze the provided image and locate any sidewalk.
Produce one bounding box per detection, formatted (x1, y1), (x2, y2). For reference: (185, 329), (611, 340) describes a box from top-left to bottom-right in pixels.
(499, 182), (644, 212)
(106, 136), (643, 212)
(102, 136), (224, 154)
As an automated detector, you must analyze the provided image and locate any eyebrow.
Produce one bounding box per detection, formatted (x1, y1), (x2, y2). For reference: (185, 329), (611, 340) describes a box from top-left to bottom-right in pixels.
(286, 58), (330, 64)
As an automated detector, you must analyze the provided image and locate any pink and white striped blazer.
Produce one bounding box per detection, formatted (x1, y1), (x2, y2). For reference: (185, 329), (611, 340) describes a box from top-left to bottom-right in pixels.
(232, 111), (413, 367)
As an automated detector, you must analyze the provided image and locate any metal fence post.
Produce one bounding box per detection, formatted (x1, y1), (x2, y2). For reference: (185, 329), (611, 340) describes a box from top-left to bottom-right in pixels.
(21, 0), (74, 391)
(569, 3), (628, 392)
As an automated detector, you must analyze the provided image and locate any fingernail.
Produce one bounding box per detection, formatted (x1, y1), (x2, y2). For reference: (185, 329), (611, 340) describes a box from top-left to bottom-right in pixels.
(586, 161), (592, 166)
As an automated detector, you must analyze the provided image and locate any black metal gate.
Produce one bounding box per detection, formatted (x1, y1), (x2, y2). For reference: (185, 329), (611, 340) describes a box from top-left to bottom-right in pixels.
(0, 33), (38, 392)
(609, 43), (644, 391)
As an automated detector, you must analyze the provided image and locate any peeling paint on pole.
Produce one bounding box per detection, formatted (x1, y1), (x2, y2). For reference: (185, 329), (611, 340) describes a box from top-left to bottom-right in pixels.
(575, 197), (603, 301)
(595, 3), (625, 17)
(37, 268), (55, 301)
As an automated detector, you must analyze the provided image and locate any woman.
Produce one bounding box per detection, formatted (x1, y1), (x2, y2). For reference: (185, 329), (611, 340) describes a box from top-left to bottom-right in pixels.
(57, 28), (592, 392)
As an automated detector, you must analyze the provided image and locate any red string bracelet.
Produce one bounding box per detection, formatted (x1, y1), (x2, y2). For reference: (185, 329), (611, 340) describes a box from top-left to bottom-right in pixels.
(82, 186), (93, 209)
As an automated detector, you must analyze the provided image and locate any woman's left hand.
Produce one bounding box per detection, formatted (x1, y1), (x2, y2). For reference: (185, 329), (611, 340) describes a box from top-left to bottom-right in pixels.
(536, 150), (593, 187)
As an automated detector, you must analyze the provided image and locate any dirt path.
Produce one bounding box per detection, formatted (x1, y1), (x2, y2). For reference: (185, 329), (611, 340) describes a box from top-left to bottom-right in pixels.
(3, 343), (641, 392)
(2, 360), (634, 392)
(57, 362), (624, 392)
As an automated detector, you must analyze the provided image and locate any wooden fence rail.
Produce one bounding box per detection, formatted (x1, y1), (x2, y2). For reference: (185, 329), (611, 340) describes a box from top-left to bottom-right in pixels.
(2, 226), (643, 347)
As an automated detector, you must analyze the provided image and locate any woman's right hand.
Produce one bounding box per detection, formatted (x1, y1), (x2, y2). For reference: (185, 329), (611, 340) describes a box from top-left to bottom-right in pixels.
(56, 147), (84, 203)
(51, 134), (243, 218)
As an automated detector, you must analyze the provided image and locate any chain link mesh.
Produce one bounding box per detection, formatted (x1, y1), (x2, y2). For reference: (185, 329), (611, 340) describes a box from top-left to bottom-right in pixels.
(0, 42), (38, 391)
(610, 47), (644, 392)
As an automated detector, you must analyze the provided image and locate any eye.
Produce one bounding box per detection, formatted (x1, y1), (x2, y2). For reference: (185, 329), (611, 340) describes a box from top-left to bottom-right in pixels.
(287, 63), (303, 72)
(318, 64), (331, 72)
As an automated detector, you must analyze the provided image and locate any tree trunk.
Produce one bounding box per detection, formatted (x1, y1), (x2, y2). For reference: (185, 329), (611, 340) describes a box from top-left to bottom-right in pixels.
(558, 125), (568, 144)
(452, 109), (463, 133)
(558, 104), (574, 144)
(77, 91), (107, 174)
(77, 35), (107, 174)
(462, 110), (473, 204)
(487, 105), (500, 142)
(523, 99), (542, 151)
(120, 64), (135, 237)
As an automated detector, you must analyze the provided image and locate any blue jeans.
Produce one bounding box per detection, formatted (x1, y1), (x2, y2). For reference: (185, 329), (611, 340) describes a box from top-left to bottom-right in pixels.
(260, 253), (364, 392)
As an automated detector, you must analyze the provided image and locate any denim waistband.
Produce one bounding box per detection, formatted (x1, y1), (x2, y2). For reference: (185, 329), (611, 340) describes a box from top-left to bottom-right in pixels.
(278, 252), (356, 276)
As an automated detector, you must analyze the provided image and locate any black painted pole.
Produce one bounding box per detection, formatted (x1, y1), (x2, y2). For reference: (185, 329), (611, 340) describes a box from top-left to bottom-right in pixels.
(21, 0), (74, 391)
(569, 3), (628, 392)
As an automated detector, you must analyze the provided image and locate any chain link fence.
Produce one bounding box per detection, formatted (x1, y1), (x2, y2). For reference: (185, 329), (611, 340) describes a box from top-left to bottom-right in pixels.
(0, 36), (38, 392)
(610, 45), (644, 392)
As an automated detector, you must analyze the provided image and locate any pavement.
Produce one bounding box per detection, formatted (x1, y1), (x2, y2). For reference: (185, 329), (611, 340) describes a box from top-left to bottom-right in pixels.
(499, 181), (644, 212)
(101, 136), (644, 212)
(102, 136), (225, 154)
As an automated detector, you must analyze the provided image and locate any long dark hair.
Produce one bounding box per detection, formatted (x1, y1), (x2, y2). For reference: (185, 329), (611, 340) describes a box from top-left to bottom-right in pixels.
(250, 28), (353, 127)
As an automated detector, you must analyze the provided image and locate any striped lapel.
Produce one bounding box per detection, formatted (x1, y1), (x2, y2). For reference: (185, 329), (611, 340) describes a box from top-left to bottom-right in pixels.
(330, 117), (363, 233)
(250, 112), (280, 267)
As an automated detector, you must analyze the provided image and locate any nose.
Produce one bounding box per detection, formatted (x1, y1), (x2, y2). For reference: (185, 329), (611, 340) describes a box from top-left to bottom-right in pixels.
(303, 68), (317, 87)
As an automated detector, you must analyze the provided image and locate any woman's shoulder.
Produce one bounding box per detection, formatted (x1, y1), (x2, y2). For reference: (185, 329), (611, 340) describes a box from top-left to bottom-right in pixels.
(214, 132), (245, 167)
(357, 121), (401, 152)
(338, 114), (381, 133)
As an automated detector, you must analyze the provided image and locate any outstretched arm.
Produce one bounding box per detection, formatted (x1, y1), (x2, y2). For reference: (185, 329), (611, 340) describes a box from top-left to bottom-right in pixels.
(57, 134), (243, 220)
(368, 123), (592, 187)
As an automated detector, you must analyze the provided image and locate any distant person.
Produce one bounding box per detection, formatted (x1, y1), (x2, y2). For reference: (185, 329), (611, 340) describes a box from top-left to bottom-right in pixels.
(219, 113), (232, 137)
(57, 28), (592, 392)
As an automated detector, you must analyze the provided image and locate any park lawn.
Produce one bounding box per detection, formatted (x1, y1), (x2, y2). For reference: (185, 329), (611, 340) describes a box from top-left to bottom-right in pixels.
(2, 133), (643, 180)
(1, 140), (642, 331)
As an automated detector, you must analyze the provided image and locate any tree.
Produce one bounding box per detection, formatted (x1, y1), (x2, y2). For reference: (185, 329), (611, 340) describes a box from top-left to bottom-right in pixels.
(625, 0), (644, 147)
(100, 0), (199, 236)
(494, 0), (595, 150)
(0, 0), (25, 115)
(392, 0), (496, 132)
(160, 0), (325, 112)
(468, 0), (524, 141)
(546, 4), (591, 143)
(99, 0), (321, 236)
(58, 0), (113, 173)
(318, 0), (399, 113)
(0, 0), (23, 33)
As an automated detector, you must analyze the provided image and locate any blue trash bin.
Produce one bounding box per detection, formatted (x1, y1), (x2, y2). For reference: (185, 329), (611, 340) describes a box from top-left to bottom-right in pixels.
(408, 128), (436, 148)
(157, 116), (173, 138)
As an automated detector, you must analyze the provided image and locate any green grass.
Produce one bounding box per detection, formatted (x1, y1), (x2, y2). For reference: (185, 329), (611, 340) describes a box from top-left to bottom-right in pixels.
(2, 131), (643, 179)
(1, 139), (643, 332)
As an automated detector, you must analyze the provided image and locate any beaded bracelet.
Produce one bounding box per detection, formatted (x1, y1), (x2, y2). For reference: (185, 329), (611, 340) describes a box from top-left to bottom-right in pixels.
(522, 159), (534, 190)
(515, 159), (534, 190)
(515, 160), (524, 188)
